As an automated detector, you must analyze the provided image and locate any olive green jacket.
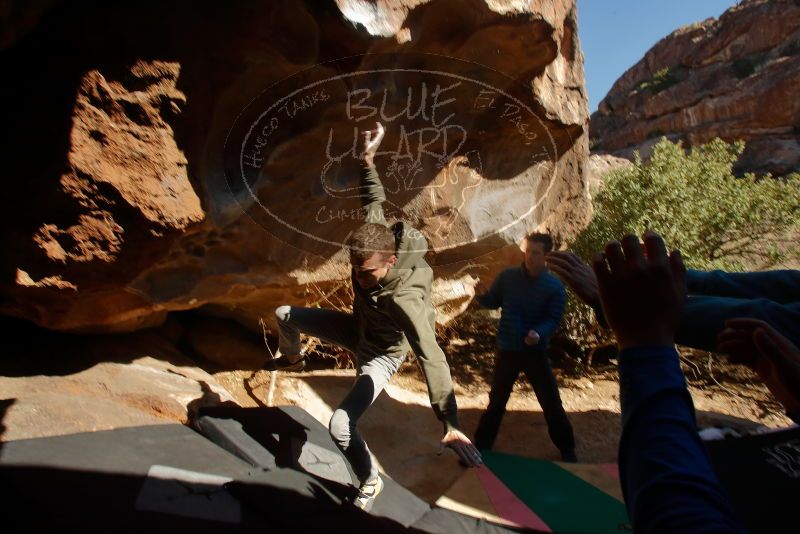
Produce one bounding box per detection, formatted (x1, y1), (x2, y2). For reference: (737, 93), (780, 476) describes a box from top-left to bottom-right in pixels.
(351, 164), (459, 432)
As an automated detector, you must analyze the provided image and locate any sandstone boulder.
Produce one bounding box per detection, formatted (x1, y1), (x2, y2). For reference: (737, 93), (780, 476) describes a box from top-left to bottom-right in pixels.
(0, 326), (237, 442)
(1, 0), (590, 335)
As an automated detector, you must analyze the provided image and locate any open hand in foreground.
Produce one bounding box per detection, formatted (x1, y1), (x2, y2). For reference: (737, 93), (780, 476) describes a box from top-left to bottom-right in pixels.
(547, 251), (601, 309)
(439, 429), (483, 467)
(592, 233), (687, 350)
(718, 318), (800, 415)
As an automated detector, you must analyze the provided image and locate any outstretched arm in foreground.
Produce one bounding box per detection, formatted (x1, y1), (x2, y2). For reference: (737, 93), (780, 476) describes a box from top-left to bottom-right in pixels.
(687, 269), (800, 303)
(594, 233), (744, 533)
(548, 251), (800, 352)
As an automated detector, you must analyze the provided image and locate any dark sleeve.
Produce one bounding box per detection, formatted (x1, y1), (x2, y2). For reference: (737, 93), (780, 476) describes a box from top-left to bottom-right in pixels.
(360, 162), (388, 226)
(475, 271), (505, 310)
(388, 292), (460, 433)
(687, 269), (800, 304)
(618, 345), (745, 533)
(530, 281), (566, 341)
(676, 295), (800, 352)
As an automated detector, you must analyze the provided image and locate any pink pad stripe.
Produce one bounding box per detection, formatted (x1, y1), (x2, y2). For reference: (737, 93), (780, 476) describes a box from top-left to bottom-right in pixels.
(475, 465), (552, 532)
(599, 463), (620, 481)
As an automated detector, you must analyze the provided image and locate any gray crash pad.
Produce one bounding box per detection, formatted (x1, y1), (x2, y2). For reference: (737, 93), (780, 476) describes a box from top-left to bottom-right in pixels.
(193, 405), (433, 528)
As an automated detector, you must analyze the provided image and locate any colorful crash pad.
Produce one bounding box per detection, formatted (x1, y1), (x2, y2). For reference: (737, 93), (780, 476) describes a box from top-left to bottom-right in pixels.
(436, 451), (631, 533)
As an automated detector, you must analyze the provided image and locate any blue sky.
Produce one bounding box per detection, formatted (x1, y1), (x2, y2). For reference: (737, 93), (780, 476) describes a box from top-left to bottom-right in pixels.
(577, 0), (737, 113)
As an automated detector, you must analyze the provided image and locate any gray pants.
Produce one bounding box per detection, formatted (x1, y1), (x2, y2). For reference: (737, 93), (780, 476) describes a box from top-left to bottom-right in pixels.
(275, 305), (404, 484)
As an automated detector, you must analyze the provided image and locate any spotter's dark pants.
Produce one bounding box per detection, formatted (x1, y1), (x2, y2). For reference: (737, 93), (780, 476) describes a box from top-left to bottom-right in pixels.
(474, 349), (575, 455)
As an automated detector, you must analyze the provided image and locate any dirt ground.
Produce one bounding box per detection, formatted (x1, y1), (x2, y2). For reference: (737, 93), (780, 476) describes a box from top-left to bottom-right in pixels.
(215, 347), (792, 503)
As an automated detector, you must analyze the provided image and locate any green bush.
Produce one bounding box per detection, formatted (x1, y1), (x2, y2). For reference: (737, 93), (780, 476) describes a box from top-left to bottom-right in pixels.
(562, 138), (800, 355)
(637, 66), (681, 94)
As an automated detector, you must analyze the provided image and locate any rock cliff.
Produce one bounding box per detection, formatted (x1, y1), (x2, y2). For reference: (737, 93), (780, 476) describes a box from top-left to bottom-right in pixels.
(591, 0), (800, 177)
